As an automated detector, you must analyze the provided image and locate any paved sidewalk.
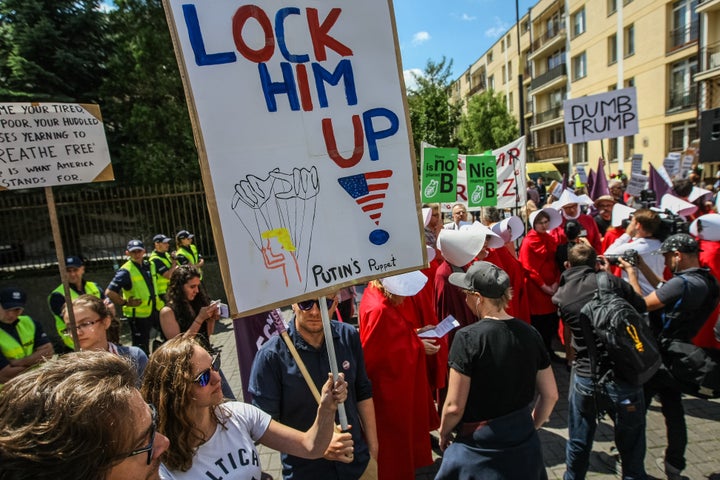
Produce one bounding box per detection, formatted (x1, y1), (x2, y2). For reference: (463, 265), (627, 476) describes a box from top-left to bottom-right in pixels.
(213, 317), (720, 479)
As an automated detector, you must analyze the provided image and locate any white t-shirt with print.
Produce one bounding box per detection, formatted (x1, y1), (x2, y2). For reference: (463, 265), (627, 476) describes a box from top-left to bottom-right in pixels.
(160, 402), (271, 480)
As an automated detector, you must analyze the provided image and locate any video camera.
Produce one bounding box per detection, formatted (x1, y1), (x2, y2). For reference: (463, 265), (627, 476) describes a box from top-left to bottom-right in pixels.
(656, 209), (689, 241)
(605, 249), (639, 267)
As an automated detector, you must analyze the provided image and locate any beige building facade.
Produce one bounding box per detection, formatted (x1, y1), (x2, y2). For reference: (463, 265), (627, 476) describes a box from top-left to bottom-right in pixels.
(451, 0), (720, 180)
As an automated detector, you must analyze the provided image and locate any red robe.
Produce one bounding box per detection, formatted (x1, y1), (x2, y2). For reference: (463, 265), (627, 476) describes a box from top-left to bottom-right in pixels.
(410, 257), (448, 391)
(519, 229), (560, 315)
(434, 260), (476, 330)
(551, 213), (603, 253)
(485, 247), (531, 323)
(359, 284), (436, 480)
(600, 226), (625, 277)
(693, 239), (720, 349)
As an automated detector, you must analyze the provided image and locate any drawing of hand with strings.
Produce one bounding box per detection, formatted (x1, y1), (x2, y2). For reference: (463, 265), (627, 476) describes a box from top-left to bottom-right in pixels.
(270, 166), (319, 200)
(232, 174), (275, 210)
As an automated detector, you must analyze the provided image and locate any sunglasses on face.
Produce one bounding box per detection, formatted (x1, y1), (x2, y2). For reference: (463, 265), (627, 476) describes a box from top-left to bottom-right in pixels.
(194, 353), (221, 387)
(297, 299), (335, 311)
(125, 403), (157, 465)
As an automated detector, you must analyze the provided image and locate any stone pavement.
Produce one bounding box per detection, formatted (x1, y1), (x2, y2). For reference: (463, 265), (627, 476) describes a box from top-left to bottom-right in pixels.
(213, 317), (720, 480)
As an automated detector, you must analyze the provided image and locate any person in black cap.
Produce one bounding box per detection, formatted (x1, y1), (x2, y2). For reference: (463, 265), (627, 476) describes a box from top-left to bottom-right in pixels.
(0, 287), (54, 382)
(174, 230), (204, 278)
(149, 234), (177, 310)
(435, 262), (558, 480)
(47, 256), (110, 352)
(620, 233), (720, 479)
(105, 240), (159, 354)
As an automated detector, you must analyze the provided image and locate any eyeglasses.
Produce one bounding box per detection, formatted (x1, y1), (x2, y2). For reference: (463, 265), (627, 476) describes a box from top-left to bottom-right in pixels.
(125, 403), (157, 465)
(62, 318), (102, 335)
(297, 299), (335, 311)
(194, 353), (221, 387)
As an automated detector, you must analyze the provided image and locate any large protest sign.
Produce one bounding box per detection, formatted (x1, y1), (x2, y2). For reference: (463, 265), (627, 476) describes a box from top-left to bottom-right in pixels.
(164, 0), (425, 315)
(0, 103), (113, 190)
(440, 136), (527, 212)
(421, 146), (458, 203)
(563, 87), (638, 143)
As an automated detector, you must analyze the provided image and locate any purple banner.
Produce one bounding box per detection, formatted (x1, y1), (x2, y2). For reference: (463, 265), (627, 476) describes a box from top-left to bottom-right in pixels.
(233, 309), (282, 403)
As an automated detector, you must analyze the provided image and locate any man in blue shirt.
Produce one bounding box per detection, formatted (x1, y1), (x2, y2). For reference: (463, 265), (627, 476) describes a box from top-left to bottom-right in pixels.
(249, 297), (377, 480)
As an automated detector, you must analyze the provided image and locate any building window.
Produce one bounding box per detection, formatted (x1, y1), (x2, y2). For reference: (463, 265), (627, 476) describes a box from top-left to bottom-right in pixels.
(624, 135), (635, 158)
(608, 0), (617, 15)
(669, 56), (698, 110)
(508, 60), (512, 79)
(549, 88), (567, 108)
(572, 8), (586, 38)
(521, 20), (530, 33)
(608, 35), (617, 65)
(547, 49), (566, 70)
(573, 52), (587, 80)
(671, 0), (699, 49)
(624, 24), (635, 57)
(488, 74), (495, 90)
(506, 34), (511, 48)
(573, 143), (588, 164)
(509, 92), (514, 112)
(669, 120), (697, 150)
(488, 50), (494, 63)
(502, 66), (507, 84)
(609, 138), (618, 161)
(625, 77), (635, 88)
(550, 126), (565, 144)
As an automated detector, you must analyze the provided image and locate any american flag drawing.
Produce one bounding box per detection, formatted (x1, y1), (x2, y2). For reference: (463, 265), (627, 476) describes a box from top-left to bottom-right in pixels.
(337, 170), (393, 225)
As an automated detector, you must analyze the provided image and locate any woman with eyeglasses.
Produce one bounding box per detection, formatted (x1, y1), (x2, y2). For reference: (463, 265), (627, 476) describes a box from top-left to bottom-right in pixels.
(63, 294), (147, 380)
(142, 336), (348, 480)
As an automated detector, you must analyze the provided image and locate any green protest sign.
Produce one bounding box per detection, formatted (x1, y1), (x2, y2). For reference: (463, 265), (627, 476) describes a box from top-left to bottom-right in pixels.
(466, 152), (497, 207)
(421, 147), (458, 202)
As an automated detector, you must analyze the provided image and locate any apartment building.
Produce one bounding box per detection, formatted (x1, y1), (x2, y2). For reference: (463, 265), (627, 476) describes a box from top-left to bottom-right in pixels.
(452, 0), (719, 177)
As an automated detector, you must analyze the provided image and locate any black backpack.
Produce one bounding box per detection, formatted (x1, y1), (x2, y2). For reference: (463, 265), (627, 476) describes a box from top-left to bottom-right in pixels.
(579, 272), (662, 386)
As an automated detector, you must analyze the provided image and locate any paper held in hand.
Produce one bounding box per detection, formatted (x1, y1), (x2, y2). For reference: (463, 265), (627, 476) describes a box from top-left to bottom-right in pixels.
(418, 315), (460, 338)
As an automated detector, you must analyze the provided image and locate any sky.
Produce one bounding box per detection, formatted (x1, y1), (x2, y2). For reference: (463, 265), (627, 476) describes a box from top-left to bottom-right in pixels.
(393, 0), (537, 88)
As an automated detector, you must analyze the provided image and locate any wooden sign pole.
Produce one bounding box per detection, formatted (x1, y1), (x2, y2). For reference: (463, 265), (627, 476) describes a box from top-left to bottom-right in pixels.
(44, 186), (80, 349)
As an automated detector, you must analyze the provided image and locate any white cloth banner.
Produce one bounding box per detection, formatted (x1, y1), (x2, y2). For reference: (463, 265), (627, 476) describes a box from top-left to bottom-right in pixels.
(166, 0), (425, 315)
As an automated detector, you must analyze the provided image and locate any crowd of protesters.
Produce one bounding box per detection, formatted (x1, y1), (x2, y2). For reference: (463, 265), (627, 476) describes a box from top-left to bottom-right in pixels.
(2, 168), (720, 480)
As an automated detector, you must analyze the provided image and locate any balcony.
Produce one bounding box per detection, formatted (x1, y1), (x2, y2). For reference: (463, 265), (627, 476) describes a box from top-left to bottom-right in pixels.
(530, 25), (566, 59)
(669, 21), (699, 52)
(535, 105), (563, 124)
(695, 42), (720, 83)
(697, 0), (720, 14)
(533, 144), (568, 161)
(525, 100), (534, 117)
(530, 63), (567, 92)
(668, 85), (698, 111)
(467, 81), (486, 96)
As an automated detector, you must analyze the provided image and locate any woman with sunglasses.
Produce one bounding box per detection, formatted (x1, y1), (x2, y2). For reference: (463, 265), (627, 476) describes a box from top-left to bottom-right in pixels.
(142, 336), (348, 480)
(63, 294), (147, 380)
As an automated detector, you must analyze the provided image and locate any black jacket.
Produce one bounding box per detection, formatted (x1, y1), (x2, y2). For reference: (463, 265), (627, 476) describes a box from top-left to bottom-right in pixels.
(552, 266), (646, 377)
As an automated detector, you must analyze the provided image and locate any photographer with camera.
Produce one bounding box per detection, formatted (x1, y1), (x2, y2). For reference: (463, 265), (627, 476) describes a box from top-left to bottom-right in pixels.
(604, 209), (665, 296)
(619, 234), (720, 480)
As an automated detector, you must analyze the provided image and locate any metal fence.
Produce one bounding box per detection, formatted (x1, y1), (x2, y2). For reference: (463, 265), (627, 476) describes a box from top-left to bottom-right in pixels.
(0, 181), (215, 271)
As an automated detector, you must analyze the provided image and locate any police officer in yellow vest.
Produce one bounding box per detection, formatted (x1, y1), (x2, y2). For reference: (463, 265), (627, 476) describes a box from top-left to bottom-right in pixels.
(175, 230), (204, 277)
(105, 240), (159, 354)
(0, 287), (54, 383)
(47, 256), (109, 352)
(149, 234), (177, 310)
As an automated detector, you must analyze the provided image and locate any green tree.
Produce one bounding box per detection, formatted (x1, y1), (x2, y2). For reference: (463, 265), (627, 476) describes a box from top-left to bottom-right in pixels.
(407, 57), (463, 164)
(100, 0), (197, 185)
(459, 90), (518, 153)
(0, 0), (108, 102)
